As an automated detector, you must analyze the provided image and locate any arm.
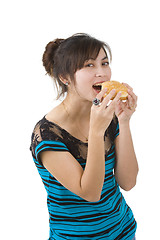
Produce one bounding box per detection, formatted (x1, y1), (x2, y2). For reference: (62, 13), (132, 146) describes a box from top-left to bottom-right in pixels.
(41, 131), (105, 202)
(114, 122), (139, 191)
(80, 130), (105, 202)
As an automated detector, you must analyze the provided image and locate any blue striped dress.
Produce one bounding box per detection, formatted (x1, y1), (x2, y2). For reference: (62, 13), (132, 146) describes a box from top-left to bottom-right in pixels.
(30, 115), (137, 240)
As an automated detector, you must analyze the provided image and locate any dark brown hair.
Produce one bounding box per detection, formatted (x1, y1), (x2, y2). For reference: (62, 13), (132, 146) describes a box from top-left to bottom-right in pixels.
(42, 33), (112, 100)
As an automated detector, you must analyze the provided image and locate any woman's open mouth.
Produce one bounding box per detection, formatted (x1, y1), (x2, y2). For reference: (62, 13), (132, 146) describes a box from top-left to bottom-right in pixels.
(92, 84), (102, 93)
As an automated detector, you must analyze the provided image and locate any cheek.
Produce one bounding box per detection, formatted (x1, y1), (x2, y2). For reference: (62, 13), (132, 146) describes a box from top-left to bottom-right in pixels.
(75, 70), (93, 86)
(108, 67), (112, 78)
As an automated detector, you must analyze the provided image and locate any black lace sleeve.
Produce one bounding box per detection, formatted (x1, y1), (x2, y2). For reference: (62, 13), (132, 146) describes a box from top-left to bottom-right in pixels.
(30, 118), (69, 166)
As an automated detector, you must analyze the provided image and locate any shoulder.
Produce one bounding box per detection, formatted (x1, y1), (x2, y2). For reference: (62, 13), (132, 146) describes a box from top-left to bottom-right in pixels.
(30, 117), (44, 146)
(30, 115), (65, 158)
(33, 115), (65, 140)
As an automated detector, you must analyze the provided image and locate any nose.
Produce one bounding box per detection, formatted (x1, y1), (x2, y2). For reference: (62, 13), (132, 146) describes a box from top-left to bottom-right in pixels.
(95, 66), (108, 77)
(95, 73), (104, 77)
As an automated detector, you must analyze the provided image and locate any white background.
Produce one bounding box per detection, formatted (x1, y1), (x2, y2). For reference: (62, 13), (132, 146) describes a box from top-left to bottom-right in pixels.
(1, 0), (160, 239)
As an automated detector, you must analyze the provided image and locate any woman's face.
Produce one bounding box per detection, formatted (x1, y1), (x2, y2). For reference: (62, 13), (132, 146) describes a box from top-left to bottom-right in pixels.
(72, 48), (112, 102)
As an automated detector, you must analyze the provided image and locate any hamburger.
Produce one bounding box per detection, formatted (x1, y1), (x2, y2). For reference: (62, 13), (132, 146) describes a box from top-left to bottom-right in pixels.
(94, 80), (128, 100)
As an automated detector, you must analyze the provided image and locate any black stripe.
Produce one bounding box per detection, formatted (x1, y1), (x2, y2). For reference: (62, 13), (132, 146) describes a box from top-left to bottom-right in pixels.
(38, 143), (68, 152)
(49, 198), (122, 223)
(100, 185), (118, 202)
(42, 180), (49, 188)
(47, 185), (118, 206)
(114, 220), (136, 240)
(59, 216), (128, 238)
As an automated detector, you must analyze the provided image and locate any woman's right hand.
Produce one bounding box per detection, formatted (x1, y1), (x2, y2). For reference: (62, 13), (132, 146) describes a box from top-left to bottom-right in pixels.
(90, 88), (121, 135)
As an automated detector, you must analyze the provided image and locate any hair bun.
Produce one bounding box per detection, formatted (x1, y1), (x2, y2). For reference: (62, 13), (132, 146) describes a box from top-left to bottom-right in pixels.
(42, 38), (64, 76)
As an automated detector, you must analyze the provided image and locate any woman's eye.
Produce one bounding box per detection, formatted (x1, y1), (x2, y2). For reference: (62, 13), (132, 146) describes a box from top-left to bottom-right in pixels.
(85, 63), (93, 67)
(102, 62), (109, 66)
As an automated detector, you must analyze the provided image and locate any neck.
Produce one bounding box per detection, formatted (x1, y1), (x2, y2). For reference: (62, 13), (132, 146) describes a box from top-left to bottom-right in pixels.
(62, 93), (92, 123)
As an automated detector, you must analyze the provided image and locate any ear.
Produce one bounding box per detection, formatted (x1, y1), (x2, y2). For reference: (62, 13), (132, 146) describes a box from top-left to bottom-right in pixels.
(59, 75), (70, 86)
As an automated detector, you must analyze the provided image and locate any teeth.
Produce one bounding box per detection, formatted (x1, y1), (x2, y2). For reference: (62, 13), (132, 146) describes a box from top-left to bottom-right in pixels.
(94, 83), (102, 86)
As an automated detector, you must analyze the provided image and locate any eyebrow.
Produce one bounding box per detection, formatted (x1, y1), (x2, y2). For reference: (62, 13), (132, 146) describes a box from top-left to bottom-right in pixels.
(85, 56), (108, 62)
(102, 56), (108, 60)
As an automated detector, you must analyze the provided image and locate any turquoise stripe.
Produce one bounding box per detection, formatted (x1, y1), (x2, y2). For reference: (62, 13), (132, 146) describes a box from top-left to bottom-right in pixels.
(35, 140), (69, 158)
(35, 140), (68, 153)
(115, 132), (120, 138)
(36, 146), (68, 157)
(116, 122), (119, 131)
(37, 140), (67, 148)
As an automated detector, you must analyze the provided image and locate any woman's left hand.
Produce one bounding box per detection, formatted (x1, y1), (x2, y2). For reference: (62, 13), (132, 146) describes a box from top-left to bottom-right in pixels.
(115, 83), (138, 123)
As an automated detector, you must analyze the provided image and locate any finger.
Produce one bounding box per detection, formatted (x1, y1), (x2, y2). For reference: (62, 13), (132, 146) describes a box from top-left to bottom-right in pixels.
(95, 87), (108, 102)
(101, 89), (116, 107)
(127, 89), (138, 102)
(109, 91), (122, 107)
(127, 94), (134, 109)
(127, 93), (138, 110)
(101, 90), (121, 109)
(122, 82), (133, 91)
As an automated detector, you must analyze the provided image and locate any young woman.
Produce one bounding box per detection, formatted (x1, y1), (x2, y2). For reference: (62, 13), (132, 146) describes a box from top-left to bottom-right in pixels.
(30, 33), (138, 240)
